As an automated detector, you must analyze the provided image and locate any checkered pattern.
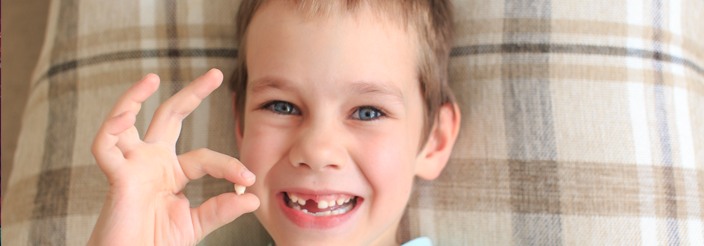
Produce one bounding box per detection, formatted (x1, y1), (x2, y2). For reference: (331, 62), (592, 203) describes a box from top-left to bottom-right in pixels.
(2, 0), (703, 245)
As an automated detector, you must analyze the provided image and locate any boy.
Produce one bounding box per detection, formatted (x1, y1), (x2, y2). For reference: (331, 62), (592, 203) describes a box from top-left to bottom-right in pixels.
(88, 0), (460, 245)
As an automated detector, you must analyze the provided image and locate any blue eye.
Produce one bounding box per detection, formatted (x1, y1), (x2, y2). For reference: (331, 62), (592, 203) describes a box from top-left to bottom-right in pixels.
(353, 106), (384, 121)
(267, 101), (299, 115)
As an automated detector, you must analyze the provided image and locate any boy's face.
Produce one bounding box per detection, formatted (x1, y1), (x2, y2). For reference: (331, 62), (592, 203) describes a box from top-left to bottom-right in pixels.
(237, 2), (429, 245)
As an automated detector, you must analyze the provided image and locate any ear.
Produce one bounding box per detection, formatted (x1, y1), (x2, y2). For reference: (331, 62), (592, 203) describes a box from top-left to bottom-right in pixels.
(232, 92), (244, 150)
(415, 102), (461, 180)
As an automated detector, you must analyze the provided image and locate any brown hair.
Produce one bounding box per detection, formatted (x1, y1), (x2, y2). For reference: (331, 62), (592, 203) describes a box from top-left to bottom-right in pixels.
(230, 0), (455, 149)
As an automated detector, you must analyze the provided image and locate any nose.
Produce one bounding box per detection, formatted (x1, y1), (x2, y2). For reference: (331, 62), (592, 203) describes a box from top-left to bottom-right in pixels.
(288, 119), (347, 171)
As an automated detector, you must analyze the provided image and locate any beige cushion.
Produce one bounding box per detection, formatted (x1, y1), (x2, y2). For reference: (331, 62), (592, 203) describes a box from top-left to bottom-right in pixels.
(3, 0), (704, 245)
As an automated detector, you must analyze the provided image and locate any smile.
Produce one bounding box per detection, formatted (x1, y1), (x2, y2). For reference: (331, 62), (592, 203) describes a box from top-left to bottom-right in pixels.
(277, 190), (363, 229)
(284, 192), (358, 217)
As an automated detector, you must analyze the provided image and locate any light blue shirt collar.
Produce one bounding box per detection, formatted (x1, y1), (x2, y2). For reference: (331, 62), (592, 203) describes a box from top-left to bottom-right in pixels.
(402, 237), (433, 246)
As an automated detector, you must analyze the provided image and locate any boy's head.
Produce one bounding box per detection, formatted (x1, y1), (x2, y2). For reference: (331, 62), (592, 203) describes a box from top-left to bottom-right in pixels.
(230, 0), (460, 244)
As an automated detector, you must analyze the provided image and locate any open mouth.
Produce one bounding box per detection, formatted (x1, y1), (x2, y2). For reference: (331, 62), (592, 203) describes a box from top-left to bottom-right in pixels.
(283, 192), (359, 217)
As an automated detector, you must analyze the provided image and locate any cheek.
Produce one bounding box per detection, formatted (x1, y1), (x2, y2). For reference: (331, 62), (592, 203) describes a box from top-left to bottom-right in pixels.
(355, 127), (417, 200)
(240, 123), (291, 177)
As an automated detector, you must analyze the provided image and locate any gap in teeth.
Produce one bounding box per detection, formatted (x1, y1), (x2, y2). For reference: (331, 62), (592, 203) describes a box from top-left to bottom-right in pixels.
(285, 193), (356, 217)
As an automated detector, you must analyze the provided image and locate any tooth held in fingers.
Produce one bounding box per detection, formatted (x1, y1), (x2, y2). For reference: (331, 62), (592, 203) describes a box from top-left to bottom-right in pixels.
(234, 184), (246, 195)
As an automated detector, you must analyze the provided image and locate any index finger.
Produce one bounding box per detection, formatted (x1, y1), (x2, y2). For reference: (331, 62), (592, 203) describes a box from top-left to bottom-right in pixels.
(106, 74), (160, 120)
(143, 68), (223, 144)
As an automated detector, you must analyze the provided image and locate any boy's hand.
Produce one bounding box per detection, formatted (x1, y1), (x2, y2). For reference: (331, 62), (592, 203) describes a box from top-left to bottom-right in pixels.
(87, 69), (259, 246)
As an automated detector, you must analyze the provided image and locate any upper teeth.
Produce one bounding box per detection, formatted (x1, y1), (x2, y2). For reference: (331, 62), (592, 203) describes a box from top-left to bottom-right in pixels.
(286, 195), (356, 217)
(287, 193), (353, 208)
(290, 194), (306, 205)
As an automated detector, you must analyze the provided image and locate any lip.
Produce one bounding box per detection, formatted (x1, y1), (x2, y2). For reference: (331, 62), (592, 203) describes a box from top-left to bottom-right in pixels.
(276, 189), (363, 229)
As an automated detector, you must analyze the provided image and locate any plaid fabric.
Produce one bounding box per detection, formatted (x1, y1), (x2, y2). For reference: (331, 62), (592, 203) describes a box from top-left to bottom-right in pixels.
(2, 0), (703, 245)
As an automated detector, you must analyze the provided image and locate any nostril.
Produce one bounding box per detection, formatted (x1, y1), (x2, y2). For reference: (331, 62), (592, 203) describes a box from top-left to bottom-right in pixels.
(294, 162), (341, 171)
(325, 164), (342, 170)
(293, 162), (311, 169)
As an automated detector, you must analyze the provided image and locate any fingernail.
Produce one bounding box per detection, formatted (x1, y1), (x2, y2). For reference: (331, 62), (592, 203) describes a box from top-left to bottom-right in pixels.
(241, 167), (255, 180)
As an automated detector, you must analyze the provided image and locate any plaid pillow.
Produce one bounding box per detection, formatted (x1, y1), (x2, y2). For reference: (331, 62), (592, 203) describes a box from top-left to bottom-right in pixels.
(2, 0), (703, 245)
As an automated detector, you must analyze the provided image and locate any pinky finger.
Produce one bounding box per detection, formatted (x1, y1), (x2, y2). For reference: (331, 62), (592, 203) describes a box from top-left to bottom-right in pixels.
(91, 111), (136, 175)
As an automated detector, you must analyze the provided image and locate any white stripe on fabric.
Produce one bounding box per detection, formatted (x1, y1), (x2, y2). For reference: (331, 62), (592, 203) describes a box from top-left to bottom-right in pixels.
(628, 82), (652, 166)
(627, 3), (660, 245)
(674, 86), (704, 246)
(140, 0), (160, 137)
(674, 88), (695, 169)
(640, 217), (659, 246)
(669, 0), (682, 36)
(686, 219), (704, 246)
(139, 0), (155, 27)
(673, 81), (703, 246)
(627, 0), (644, 26)
(187, 0), (210, 150)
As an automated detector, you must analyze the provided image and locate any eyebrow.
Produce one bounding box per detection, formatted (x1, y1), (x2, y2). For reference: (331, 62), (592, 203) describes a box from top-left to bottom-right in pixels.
(249, 77), (298, 94)
(249, 77), (405, 103)
(345, 81), (405, 103)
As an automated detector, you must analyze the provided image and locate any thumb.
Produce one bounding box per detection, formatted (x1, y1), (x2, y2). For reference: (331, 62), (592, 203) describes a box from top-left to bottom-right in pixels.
(190, 192), (260, 241)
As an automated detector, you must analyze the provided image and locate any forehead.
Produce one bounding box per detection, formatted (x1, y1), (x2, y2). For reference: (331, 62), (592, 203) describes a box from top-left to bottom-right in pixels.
(244, 1), (419, 97)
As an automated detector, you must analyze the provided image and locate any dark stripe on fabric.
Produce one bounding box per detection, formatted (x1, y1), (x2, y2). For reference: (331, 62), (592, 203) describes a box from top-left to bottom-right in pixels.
(450, 44), (704, 77)
(164, 0), (190, 155)
(503, 0), (562, 245)
(165, 0), (182, 94)
(29, 0), (79, 244)
(46, 49), (237, 77)
(41, 44), (704, 79)
(652, 1), (681, 245)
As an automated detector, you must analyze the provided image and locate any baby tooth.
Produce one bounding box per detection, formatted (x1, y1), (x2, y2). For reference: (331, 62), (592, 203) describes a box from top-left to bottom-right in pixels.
(302, 209), (308, 213)
(318, 201), (329, 209)
(332, 210), (340, 215)
(336, 198), (345, 205)
(315, 212), (324, 216)
(324, 211), (331, 216)
(290, 193), (299, 203)
(234, 184), (246, 195)
(298, 199), (306, 206)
